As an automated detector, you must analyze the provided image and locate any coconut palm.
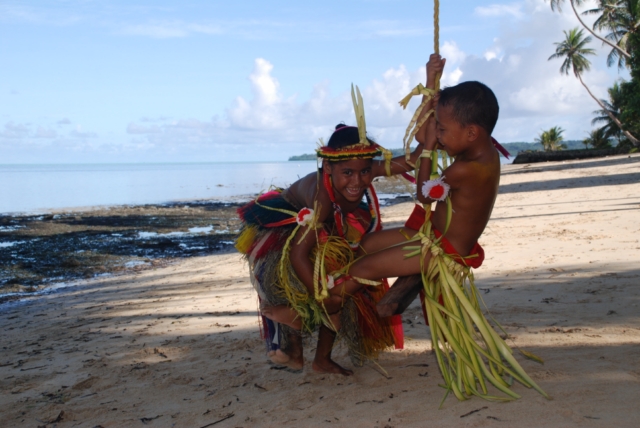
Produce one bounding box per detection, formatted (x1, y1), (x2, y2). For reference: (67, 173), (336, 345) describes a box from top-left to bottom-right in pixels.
(535, 126), (567, 151)
(591, 82), (624, 142)
(549, 0), (631, 59)
(583, 127), (613, 149)
(583, 0), (639, 69)
(549, 28), (639, 145)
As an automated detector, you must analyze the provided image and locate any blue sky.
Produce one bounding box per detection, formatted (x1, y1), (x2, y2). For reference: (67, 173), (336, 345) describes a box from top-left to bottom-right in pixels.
(0, 0), (631, 163)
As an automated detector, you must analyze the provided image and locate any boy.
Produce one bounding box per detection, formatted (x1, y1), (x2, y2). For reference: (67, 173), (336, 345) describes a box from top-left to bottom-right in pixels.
(329, 61), (501, 312)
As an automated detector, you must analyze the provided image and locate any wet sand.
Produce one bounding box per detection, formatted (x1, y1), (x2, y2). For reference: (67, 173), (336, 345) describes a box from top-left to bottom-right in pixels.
(1, 153), (640, 427)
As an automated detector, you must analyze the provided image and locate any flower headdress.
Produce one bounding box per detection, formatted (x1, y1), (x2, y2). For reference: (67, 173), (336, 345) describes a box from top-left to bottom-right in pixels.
(316, 85), (392, 175)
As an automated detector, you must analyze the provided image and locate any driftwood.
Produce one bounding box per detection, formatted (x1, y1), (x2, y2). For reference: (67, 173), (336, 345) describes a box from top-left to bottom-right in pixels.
(377, 274), (423, 318)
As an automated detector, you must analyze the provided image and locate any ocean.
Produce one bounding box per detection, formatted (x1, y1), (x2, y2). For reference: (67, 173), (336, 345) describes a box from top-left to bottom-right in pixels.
(0, 162), (319, 214)
(0, 157), (513, 214)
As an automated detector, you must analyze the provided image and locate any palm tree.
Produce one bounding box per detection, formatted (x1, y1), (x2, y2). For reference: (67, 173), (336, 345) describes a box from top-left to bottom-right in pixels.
(535, 126), (567, 151)
(583, 127), (613, 149)
(591, 82), (624, 142)
(549, 28), (639, 145)
(583, 0), (639, 69)
(549, 0), (631, 59)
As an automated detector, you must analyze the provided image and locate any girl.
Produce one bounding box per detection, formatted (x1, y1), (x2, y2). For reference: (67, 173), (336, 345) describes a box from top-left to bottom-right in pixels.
(236, 116), (429, 374)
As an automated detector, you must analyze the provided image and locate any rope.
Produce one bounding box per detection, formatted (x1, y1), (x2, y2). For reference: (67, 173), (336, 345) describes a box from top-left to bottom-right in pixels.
(433, 0), (441, 91)
(434, 0), (439, 55)
(398, 0), (441, 165)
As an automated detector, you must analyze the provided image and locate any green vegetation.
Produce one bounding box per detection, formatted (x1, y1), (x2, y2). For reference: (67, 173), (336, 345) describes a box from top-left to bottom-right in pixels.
(548, 1), (640, 147)
(583, 127), (613, 149)
(288, 153), (317, 161)
(288, 142), (600, 160)
(535, 126), (567, 152)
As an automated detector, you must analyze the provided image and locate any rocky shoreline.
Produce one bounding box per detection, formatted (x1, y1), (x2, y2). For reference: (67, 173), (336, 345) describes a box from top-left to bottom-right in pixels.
(0, 201), (243, 302)
(0, 177), (414, 303)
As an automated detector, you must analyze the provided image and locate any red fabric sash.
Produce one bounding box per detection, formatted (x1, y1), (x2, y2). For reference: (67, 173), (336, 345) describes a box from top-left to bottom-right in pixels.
(403, 204), (484, 269)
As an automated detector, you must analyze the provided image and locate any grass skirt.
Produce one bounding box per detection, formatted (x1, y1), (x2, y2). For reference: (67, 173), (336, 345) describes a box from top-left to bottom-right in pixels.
(236, 191), (402, 364)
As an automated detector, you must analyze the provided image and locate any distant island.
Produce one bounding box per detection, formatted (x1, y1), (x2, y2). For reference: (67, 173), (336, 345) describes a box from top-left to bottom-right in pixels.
(288, 148), (407, 161)
(288, 142), (588, 161)
(288, 154), (318, 161)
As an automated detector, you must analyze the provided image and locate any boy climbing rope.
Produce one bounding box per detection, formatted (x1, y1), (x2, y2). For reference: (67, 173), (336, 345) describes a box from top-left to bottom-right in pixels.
(332, 59), (499, 295)
(319, 54), (549, 400)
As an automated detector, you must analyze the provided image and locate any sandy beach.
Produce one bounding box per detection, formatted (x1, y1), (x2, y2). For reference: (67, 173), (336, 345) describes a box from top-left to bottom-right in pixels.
(1, 153), (640, 427)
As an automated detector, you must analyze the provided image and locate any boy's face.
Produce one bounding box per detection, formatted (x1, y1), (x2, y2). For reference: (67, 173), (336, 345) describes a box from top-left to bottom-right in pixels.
(435, 104), (470, 157)
(325, 158), (373, 204)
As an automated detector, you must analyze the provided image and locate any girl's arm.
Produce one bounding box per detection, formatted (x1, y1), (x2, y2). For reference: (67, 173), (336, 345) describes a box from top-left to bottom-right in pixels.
(288, 184), (334, 296)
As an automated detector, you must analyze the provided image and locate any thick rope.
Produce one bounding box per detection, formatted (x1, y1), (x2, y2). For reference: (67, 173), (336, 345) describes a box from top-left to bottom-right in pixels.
(398, 0), (441, 167)
(434, 0), (441, 90)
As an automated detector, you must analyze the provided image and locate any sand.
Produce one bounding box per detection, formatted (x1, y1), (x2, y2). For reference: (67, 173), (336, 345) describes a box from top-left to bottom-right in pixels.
(1, 153), (640, 427)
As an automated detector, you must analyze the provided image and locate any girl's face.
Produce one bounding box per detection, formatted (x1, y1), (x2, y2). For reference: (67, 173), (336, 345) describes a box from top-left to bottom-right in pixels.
(324, 158), (374, 204)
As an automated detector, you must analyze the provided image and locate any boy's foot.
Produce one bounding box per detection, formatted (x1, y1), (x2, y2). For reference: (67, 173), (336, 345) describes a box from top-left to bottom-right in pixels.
(312, 357), (353, 376)
(268, 349), (303, 370)
(261, 305), (302, 330)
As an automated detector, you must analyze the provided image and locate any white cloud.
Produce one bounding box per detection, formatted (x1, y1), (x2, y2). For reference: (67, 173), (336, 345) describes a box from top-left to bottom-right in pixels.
(119, 23), (189, 38)
(1, 122), (30, 139)
(430, 0), (624, 143)
(227, 58), (292, 130)
(440, 41), (466, 86)
(127, 123), (162, 134)
(0, 121), (101, 155)
(70, 127), (98, 139)
(2, 0), (629, 162)
(475, 3), (525, 20)
(118, 21), (224, 39)
(483, 47), (502, 61)
(441, 41), (466, 66)
(34, 127), (57, 138)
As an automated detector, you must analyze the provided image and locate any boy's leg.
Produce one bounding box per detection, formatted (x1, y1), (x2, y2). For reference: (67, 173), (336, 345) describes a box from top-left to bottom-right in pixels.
(358, 227), (417, 255)
(312, 324), (353, 376)
(333, 241), (429, 298)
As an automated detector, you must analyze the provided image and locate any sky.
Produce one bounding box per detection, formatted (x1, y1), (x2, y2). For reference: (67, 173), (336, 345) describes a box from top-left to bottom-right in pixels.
(0, 0), (632, 163)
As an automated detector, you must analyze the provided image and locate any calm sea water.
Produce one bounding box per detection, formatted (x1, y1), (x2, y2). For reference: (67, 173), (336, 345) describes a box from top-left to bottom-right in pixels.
(0, 162), (319, 214)
(0, 157), (512, 214)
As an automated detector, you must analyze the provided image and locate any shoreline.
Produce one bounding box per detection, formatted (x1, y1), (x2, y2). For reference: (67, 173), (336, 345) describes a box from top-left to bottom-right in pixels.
(1, 152), (622, 218)
(1, 153), (637, 304)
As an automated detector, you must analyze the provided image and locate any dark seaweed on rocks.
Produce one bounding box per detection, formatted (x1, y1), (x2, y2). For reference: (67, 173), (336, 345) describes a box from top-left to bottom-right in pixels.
(0, 201), (243, 299)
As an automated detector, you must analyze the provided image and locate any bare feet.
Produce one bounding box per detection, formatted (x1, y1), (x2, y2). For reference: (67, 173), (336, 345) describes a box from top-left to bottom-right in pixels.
(267, 349), (289, 364)
(312, 357), (353, 376)
(268, 349), (303, 370)
(261, 305), (302, 330)
(312, 325), (352, 376)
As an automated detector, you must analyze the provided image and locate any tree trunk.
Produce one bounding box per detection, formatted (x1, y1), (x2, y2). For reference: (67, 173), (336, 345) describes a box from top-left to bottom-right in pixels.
(571, 0), (631, 59)
(578, 74), (640, 146)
